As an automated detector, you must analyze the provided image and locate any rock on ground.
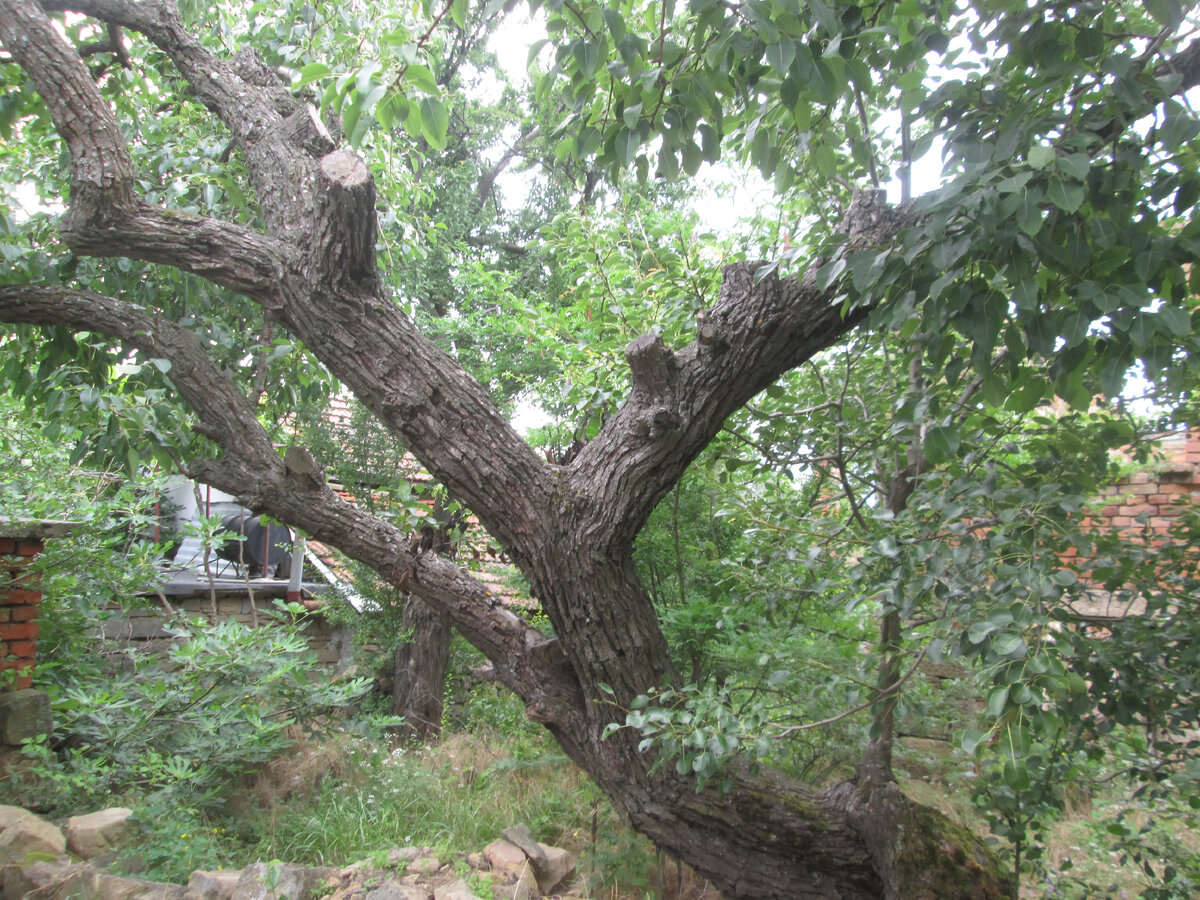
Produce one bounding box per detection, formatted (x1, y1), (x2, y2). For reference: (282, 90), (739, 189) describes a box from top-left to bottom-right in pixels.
(483, 838), (528, 878)
(364, 880), (431, 900)
(0, 805), (583, 900)
(0, 803), (67, 863)
(0, 690), (52, 745)
(188, 869), (242, 899)
(230, 861), (339, 900)
(66, 807), (134, 859)
(533, 844), (575, 894)
(3, 858), (92, 900)
(484, 830), (576, 895)
(407, 854), (443, 876)
(432, 879), (484, 900)
(94, 871), (190, 900)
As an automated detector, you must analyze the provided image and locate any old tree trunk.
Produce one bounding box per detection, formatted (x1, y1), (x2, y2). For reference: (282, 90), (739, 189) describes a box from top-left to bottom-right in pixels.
(390, 513), (462, 740)
(0, 1), (1016, 896)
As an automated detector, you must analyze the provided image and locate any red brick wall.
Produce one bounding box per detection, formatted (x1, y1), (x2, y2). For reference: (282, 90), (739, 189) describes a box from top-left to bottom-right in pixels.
(1090, 428), (1200, 538)
(0, 537), (43, 690)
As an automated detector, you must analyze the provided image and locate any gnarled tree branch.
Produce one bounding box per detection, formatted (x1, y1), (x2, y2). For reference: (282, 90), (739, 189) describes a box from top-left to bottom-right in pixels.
(0, 283), (566, 712)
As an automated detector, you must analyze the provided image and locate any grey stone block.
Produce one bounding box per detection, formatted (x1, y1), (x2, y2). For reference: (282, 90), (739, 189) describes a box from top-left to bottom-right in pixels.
(0, 690), (52, 745)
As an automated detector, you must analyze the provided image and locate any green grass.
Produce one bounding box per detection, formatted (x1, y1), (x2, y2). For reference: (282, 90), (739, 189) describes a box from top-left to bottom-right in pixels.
(234, 731), (588, 863)
(223, 722), (721, 899)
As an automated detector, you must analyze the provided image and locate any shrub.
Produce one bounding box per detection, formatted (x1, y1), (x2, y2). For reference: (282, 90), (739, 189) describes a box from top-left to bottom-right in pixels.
(5, 602), (370, 817)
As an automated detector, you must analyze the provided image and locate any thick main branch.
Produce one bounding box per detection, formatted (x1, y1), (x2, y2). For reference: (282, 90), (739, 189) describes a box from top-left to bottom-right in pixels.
(1, 0), (553, 549)
(0, 284), (566, 707)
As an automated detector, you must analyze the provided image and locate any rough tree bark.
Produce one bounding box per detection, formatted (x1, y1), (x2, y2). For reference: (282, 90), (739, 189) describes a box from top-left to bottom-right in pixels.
(390, 511), (463, 740)
(0, 1), (1025, 896)
(390, 595), (451, 740)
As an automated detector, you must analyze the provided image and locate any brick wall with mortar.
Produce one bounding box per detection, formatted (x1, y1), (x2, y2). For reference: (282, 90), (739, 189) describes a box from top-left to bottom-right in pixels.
(900, 431), (1199, 757)
(1054, 428), (1199, 619)
(1091, 428), (1200, 535)
(0, 535), (43, 690)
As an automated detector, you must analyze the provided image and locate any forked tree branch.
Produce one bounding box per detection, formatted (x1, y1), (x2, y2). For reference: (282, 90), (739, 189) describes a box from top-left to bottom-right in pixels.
(0, 0), (287, 299)
(0, 0), (555, 554)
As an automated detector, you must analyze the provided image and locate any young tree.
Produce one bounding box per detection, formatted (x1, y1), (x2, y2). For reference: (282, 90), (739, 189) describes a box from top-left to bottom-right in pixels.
(1, 0), (1198, 896)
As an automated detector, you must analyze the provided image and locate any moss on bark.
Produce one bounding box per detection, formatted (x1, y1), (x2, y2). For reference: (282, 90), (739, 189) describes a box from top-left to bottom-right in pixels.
(891, 797), (1016, 900)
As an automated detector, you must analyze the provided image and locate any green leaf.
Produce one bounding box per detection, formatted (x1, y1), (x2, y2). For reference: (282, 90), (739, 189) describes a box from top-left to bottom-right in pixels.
(293, 62), (331, 88)
(1158, 304), (1191, 337)
(809, 58), (842, 104)
(961, 727), (987, 755)
(1017, 191), (1043, 236)
(987, 686), (1010, 717)
(1028, 144), (1055, 169)
(450, 0), (468, 28)
(659, 148), (679, 180)
(991, 632), (1026, 658)
(1047, 178), (1084, 213)
(340, 96), (364, 147)
(405, 64), (439, 95)
(360, 82), (387, 114)
(807, 0), (839, 35)
(1012, 278), (1038, 310)
(527, 38), (550, 67)
(1129, 313), (1155, 349)
(968, 620), (998, 644)
(874, 536), (900, 558)
(1074, 28), (1104, 58)
(575, 126), (602, 157)
(926, 638), (947, 664)
(603, 8), (625, 44)
(1006, 378), (1048, 413)
(1003, 758), (1031, 791)
(1056, 152), (1090, 180)
(622, 101), (643, 130)
(615, 126), (640, 166)
(1143, 0), (1183, 27)
(773, 162), (795, 194)
(355, 60), (382, 97)
(419, 96), (449, 150)
(574, 40), (601, 78)
(765, 41), (795, 76)
(375, 93), (409, 131)
(816, 257), (846, 291)
(923, 424), (960, 465)
(810, 142), (837, 179)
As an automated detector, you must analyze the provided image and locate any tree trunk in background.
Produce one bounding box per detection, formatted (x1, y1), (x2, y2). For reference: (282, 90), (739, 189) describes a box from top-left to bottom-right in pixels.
(389, 510), (463, 740)
(390, 595), (451, 740)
